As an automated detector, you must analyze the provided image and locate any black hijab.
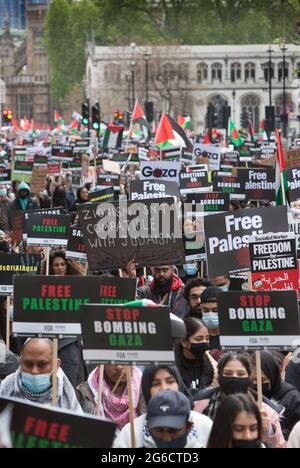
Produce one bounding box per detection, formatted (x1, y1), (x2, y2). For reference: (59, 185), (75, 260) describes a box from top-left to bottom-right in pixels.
(141, 365), (192, 405)
(260, 351), (282, 397)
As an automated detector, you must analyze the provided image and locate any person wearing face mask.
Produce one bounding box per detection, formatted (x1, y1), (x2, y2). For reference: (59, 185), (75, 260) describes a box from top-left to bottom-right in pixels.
(251, 351), (300, 440)
(194, 352), (286, 449)
(52, 185), (72, 212)
(0, 338), (82, 413)
(209, 275), (231, 292)
(8, 182), (39, 229)
(200, 287), (222, 353)
(114, 390), (212, 449)
(184, 279), (212, 319)
(0, 186), (10, 234)
(182, 262), (199, 280)
(137, 265), (189, 318)
(208, 394), (266, 449)
(175, 317), (218, 394)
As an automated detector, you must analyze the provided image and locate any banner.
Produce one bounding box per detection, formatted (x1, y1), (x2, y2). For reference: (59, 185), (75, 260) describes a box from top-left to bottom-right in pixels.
(80, 304), (174, 365)
(13, 160), (33, 175)
(26, 214), (70, 247)
(51, 145), (73, 162)
(0, 254), (42, 296)
(249, 233), (299, 292)
(140, 161), (181, 183)
(129, 180), (180, 202)
(204, 206), (289, 277)
(193, 144), (221, 171)
(0, 397), (116, 449)
(88, 187), (114, 203)
(287, 168), (300, 202)
(239, 168), (276, 201)
(179, 171), (209, 195)
(97, 174), (120, 191)
(77, 199), (185, 271)
(66, 227), (87, 261)
(23, 208), (67, 241)
(13, 276), (137, 337)
(218, 291), (300, 349)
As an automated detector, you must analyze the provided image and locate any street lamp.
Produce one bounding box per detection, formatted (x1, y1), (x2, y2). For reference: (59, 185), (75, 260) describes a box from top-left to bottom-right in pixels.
(280, 42), (288, 138)
(232, 89), (236, 123)
(267, 44), (273, 108)
(125, 72), (132, 109)
(143, 49), (151, 103)
(130, 61), (136, 109)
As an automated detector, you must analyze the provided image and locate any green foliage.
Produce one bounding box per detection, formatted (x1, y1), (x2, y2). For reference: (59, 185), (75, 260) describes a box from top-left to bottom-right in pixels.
(45, 0), (300, 103)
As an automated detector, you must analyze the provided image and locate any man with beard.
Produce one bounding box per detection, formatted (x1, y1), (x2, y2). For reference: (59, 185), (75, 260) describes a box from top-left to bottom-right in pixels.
(137, 266), (189, 318)
(184, 279), (212, 319)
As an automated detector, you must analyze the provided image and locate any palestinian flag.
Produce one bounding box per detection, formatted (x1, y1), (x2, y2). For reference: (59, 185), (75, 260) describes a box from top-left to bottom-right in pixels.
(154, 113), (193, 150)
(259, 119), (269, 142)
(103, 124), (124, 149)
(248, 122), (256, 143)
(129, 99), (150, 143)
(203, 131), (211, 144)
(275, 129), (287, 205)
(54, 110), (64, 125)
(178, 115), (191, 129)
(229, 120), (243, 146)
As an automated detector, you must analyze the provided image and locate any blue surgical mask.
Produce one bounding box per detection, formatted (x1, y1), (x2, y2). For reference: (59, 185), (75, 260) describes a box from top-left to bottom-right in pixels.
(219, 284), (229, 292)
(9, 305), (14, 321)
(183, 264), (198, 276)
(202, 312), (219, 330)
(153, 432), (188, 449)
(21, 372), (52, 394)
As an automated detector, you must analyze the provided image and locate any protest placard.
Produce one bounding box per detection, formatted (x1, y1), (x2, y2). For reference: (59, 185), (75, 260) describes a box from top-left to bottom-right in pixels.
(140, 161), (181, 183)
(51, 145), (73, 162)
(186, 192), (230, 216)
(0, 168), (11, 185)
(13, 160), (33, 175)
(286, 148), (300, 169)
(0, 254), (42, 296)
(193, 144), (221, 171)
(212, 174), (246, 200)
(238, 168), (276, 201)
(0, 397), (116, 448)
(218, 291), (300, 350)
(88, 187), (114, 203)
(30, 166), (48, 195)
(97, 174), (120, 191)
(66, 227), (87, 261)
(77, 198), (185, 271)
(103, 159), (122, 175)
(179, 171), (210, 195)
(13, 276), (137, 337)
(129, 180), (180, 201)
(80, 304), (174, 365)
(249, 233), (299, 292)
(26, 214), (70, 247)
(287, 167), (300, 202)
(204, 206), (289, 277)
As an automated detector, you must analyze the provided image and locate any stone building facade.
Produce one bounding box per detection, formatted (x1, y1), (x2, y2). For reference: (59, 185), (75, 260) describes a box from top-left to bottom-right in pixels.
(86, 43), (300, 133)
(0, 0), (51, 124)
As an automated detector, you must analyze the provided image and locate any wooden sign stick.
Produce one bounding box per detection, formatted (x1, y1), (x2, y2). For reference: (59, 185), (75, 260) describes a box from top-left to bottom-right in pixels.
(6, 296), (10, 350)
(126, 367), (136, 449)
(51, 338), (58, 407)
(96, 365), (104, 417)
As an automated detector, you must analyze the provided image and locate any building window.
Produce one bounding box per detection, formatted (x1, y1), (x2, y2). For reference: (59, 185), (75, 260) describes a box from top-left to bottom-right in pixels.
(275, 93), (294, 116)
(241, 94), (261, 133)
(211, 63), (223, 82)
(17, 94), (33, 120)
(278, 62), (289, 82)
(231, 63), (242, 82)
(161, 63), (176, 82)
(197, 63), (208, 83)
(261, 62), (274, 82)
(245, 63), (256, 81)
(178, 63), (189, 82)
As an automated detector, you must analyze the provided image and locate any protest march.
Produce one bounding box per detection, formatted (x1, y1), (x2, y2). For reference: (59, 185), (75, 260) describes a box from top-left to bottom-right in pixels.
(2, 89), (300, 453)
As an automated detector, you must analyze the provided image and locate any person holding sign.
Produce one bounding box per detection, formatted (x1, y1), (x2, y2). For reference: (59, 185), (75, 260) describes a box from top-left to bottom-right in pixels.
(77, 364), (142, 431)
(114, 390), (212, 449)
(194, 352), (286, 448)
(251, 351), (300, 440)
(200, 287), (222, 353)
(8, 182), (39, 229)
(137, 266), (188, 318)
(207, 394), (266, 449)
(71, 186), (90, 211)
(175, 318), (217, 394)
(0, 339), (82, 413)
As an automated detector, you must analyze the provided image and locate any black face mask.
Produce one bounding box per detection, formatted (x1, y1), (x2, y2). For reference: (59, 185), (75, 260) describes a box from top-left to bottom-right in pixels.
(219, 376), (251, 395)
(232, 439), (261, 449)
(0, 241), (9, 253)
(252, 383), (272, 399)
(189, 343), (209, 360)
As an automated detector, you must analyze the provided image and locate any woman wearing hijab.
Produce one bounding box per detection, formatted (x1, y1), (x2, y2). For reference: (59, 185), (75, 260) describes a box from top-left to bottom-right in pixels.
(251, 351), (300, 440)
(52, 185), (72, 212)
(71, 186), (89, 211)
(114, 365), (212, 448)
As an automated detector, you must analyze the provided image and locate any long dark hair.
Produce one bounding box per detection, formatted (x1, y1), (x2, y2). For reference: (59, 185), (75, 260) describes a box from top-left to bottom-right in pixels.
(183, 317), (207, 341)
(49, 250), (71, 275)
(218, 352), (252, 379)
(207, 394), (263, 448)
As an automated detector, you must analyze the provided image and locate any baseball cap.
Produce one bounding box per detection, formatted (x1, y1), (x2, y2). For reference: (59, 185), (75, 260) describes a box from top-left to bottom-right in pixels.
(201, 286), (222, 304)
(147, 390), (191, 430)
